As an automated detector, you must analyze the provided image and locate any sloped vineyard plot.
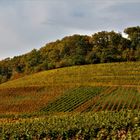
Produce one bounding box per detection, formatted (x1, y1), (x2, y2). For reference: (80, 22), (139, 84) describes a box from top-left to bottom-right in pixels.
(41, 86), (105, 113)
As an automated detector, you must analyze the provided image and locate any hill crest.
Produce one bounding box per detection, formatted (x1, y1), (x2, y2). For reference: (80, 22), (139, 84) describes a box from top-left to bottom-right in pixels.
(0, 26), (140, 84)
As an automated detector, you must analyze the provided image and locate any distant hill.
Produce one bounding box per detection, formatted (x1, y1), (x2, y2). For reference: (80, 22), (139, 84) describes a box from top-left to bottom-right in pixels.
(0, 61), (140, 114)
(0, 26), (140, 83)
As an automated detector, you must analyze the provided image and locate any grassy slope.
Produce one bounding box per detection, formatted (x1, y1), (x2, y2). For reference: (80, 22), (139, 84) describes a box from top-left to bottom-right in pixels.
(0, 61), (140, 114)
(1, 61), (140, 88)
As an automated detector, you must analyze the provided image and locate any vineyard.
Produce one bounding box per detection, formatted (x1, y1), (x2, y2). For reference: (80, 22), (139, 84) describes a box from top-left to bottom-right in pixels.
(1, 110), (140, 139)
(0, 62), (140, 114)
(41, 86), (140, 113)
(0, 62), (140, 139)
(42, 86), (106, 112)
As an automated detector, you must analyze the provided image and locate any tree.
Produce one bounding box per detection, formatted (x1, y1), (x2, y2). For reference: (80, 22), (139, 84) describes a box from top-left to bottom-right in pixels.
(25, 49), (41, 73)
(124, 26), (140, 49)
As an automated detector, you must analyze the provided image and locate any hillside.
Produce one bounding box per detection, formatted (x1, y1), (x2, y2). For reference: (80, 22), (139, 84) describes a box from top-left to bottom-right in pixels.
(0, 61), (140, 115)
(0, 26), (140, 84)
(1, 61), (140, 139)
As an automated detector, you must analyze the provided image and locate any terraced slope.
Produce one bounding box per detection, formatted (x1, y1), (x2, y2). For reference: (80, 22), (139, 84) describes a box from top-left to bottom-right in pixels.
(0, 61), (140, 114)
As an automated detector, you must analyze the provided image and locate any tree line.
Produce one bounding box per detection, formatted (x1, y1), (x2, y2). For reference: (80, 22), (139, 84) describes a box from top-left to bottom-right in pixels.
(0, 26), (140, 83)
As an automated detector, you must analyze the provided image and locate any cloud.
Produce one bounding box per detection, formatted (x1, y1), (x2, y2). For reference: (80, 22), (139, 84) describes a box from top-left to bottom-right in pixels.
(0, 0), (140, 59)
(100, 2), (140, 31)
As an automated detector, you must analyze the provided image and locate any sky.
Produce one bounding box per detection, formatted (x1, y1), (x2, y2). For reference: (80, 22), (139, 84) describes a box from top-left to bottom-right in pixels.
(0, 0), (140, 60)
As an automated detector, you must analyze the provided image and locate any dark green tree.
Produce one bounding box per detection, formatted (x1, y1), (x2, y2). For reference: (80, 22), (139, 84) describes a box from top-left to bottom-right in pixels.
(124, 26), (140, 49)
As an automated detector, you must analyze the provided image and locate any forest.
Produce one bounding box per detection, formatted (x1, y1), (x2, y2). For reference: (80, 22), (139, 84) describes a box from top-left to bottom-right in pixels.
(0, 26), (140, 83)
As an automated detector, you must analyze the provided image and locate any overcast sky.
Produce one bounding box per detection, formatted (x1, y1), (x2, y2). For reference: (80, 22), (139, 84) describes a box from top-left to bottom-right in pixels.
(0, 0), (140, 60)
